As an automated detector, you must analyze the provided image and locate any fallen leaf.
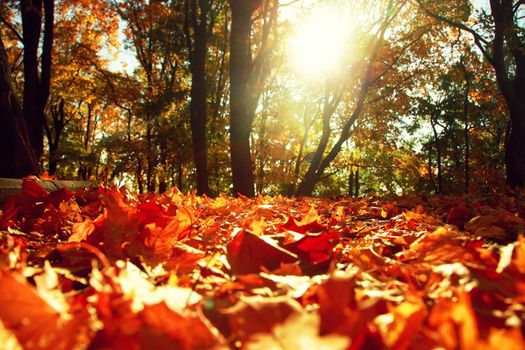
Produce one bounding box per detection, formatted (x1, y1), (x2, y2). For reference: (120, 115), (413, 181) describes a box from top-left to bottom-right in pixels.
(227, 230), (297, 275)
(243, 312), (350, 350)
(224, 295), (303, 342)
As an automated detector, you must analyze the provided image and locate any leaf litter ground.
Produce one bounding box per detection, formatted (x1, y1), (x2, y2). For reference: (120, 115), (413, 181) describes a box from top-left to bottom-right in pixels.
(0, 178), (524, 349)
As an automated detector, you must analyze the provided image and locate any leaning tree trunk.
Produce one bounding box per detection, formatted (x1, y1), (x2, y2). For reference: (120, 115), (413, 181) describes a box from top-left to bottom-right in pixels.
(295, 0), (396, 196)
(0, 37), (38, 177)
(419, 0), (525, 186)
(491, 0), (525, 187)
(228, 0), (261, 197)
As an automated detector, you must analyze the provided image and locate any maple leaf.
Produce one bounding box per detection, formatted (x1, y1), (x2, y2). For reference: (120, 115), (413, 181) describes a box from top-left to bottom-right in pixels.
(227, 230), (298, 275)
(223, 295), (304, 342)
(69, 219), (96, 242)
(445, 205), (474, 229)
(164, 242), (205, 272)
(0, 270), (90, 350)
(482, 328), (525, 350)
(141, 208), (194, 265)
(376, 295), (427, 349)
(425, 292), (481, 349)
(2, 181), (525, 350)
(284, 230), (340, 267)
(243, 312), (350, 350)
(92, 301), (227, 350)
(89, 188), (196, 265)
(278, 216), (325, 235)
(465, 211), (525, 242)
(96, 188), (142, 260)
(314, 272), (387, 342)
(39, 172), (56, 181)
(21, 177), (49, 200)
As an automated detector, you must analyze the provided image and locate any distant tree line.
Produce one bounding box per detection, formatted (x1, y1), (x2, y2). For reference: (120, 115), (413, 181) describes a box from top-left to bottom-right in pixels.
(0, 0), (520, 196)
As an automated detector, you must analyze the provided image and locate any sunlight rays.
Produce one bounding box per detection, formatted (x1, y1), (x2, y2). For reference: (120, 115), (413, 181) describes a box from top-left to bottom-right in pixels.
(288, 5), (353, 80)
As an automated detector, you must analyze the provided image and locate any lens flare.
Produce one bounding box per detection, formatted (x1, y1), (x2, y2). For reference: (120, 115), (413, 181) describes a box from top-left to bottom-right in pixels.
(288, 5), (352, 80)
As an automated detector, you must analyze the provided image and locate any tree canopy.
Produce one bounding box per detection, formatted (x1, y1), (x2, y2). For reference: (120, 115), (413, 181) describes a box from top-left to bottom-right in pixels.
(0, 0), (521, 196)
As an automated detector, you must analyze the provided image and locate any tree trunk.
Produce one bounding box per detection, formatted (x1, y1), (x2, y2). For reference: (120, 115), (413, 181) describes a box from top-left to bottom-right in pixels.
(430, 116), (443, 194)
(427, 144), (437, 193)
(158, 130), (168, 194)
(21, 0), (54, 162)
(136, 157), (144, 194)
(295, 1), (397, 196)
(228, 0), (261, 197)
(48, 143), (58, 175)
(296, 91), (333, 196)
(354, 167), (360, 197)
(44, 99), (65, 175)
(177, 158), (183, 191)
(348, 171), (354, 197)
(255, 94), (269, 194)
(505, 118), (525, 187)
(0, 37), (38, 177)
(486, 1), (524, 186)
(419, 0), (525, 186)
(146, 119), (155, 192)
(185, 0), (212, 196)
(460, 61), (470, 193)
(500, 37), (525, 187)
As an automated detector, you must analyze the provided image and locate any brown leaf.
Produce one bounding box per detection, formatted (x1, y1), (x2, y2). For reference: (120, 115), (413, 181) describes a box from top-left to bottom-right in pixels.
(465, 211), (525, 242)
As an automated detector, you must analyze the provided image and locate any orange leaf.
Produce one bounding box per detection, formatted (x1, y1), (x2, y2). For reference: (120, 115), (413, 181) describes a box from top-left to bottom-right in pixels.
(0, 270), (89, 350)
(227, 230), (297, 275)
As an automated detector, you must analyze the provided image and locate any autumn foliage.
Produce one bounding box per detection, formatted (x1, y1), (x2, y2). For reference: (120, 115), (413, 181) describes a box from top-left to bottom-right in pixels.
(0, 179), (524, 349)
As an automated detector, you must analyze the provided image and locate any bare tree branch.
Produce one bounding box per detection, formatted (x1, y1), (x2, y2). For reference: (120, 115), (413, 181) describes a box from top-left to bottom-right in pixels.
(0, 14), (23, 42)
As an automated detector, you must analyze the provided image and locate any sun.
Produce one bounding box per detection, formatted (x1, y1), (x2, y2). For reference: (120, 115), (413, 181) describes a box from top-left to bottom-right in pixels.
(288, 5), (352, 80)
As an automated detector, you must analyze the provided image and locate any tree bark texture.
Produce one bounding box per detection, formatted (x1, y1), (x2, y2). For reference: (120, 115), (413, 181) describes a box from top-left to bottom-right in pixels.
(0, 37), (38, 177)
(185, 0), (212, 196)
(489, 0), (525, 187)
(21, 0), (54, 162)
(228, 0), (261, 197)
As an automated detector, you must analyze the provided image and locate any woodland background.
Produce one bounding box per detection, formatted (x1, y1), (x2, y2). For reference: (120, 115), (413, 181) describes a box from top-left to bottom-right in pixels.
(2, 2), (525, 349)
(1, 0), (523, 197)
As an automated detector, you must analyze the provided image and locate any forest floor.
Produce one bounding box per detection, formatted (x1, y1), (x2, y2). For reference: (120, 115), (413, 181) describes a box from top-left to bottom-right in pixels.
(0, 178), (524, 349)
